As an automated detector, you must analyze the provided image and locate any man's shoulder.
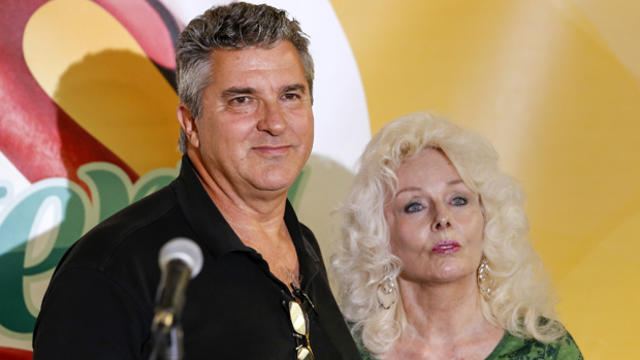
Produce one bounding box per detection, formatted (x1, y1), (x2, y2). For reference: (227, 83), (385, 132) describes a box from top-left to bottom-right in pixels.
(56, 183), (188, 276)
(35, 184), (189, 349)
(298, 222), (317, 244)
(297, 221), (324, 259)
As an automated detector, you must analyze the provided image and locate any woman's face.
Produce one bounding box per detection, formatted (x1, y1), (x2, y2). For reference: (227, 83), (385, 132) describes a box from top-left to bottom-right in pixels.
(384, 148), (485, 285)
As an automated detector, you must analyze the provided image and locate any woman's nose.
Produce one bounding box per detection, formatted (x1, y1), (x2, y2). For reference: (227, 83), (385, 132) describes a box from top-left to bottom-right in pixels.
(431, 205), (451, 231)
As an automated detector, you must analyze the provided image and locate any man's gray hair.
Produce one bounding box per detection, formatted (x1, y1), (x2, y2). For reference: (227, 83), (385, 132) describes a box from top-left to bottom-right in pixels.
(175, 2), (314, 153)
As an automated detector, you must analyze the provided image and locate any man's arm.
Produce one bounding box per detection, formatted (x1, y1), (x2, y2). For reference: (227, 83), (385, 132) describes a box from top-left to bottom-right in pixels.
(33, 267), (150, 360)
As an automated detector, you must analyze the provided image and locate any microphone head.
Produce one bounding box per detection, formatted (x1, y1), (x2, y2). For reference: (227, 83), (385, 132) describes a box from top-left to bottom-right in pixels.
(159, 238), (204, 278)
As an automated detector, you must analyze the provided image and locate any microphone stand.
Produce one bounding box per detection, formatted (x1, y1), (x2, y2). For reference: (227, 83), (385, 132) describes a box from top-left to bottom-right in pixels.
(149, 259), (191, 360)
(149, 313), (184, 360)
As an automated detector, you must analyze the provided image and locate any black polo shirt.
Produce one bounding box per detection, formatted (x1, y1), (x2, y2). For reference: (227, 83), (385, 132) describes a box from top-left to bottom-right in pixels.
(33, 156), (360, 360)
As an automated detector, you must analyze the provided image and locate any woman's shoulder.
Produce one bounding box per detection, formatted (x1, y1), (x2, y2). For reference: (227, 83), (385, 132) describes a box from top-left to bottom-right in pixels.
(353, 327), (377, 360)
(360, 348), (376, 360)
(487, 329), (583, 360)
(353, 323), (583, 360)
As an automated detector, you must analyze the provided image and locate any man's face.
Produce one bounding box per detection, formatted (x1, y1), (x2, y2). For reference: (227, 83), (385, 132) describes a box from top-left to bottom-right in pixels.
(190, 41), (314, 198)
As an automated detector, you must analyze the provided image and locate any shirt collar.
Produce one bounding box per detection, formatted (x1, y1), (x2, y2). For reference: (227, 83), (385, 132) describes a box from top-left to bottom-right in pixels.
(172, 156), (321, 283)
(173, 155), (246, 255)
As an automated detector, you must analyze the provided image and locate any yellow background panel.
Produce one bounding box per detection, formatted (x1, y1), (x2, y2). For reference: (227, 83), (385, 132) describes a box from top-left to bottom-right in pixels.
(23, 0), (180, 175)
(331, 0), (640, 357)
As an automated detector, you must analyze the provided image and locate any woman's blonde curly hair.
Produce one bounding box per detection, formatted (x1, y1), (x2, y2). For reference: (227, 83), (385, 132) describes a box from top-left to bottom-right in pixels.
(331, 112), (565, 356)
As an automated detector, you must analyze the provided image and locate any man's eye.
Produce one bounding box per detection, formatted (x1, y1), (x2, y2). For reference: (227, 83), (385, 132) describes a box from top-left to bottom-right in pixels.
(282, 93), (300, 101)
(230, 96), (251, 105)
(451, 196), (468, 206)
(404, 202), (423, 213)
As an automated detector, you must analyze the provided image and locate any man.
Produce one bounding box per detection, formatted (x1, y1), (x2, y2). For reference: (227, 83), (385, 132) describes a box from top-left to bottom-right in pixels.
(33, 3), (360, 359)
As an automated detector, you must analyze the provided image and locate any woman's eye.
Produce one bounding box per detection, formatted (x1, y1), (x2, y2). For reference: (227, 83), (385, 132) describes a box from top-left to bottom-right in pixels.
(404, 202), (423, 213)
(451, 196), (468, 206)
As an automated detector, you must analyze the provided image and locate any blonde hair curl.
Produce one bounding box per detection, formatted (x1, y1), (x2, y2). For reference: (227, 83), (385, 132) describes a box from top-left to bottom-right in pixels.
(331, 112), (565, 356)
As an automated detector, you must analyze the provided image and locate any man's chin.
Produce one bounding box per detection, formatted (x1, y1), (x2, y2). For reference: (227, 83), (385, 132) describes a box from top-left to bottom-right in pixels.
(249, 172), (300, 194)
(252, 180), (294, 193)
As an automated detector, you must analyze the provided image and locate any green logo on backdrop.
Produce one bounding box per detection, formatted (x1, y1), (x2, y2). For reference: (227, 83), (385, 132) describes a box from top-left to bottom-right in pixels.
(0, 162), (178, 337)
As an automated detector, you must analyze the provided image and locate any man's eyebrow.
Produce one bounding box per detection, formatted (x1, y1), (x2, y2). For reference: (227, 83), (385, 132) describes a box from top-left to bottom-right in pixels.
(282, 83), (307, 93)
(221, 87), (256, 97)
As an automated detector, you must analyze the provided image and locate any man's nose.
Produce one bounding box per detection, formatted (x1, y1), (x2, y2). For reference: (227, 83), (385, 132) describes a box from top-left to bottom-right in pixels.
(257, 101), (286, 135)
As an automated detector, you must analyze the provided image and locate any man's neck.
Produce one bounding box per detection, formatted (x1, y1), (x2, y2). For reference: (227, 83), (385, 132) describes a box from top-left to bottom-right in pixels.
(186, 151), (301, 290)
(187, 151), (288, 232)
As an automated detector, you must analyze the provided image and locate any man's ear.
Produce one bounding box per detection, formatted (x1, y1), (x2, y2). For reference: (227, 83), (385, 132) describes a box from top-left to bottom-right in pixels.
(177, 104), (199, 148)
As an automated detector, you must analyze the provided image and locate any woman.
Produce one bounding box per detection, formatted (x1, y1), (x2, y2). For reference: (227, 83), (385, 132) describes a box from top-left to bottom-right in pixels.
(332, 112), (582, 359)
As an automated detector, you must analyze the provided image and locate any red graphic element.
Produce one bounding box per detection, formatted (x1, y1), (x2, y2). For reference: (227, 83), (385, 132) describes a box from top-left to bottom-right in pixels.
(0, 0), (179, 192)
(0, 346), (32, 360)
(0, 0), (180, 350)
(0, 0), (138, 190)
(94, 0), (177, 69)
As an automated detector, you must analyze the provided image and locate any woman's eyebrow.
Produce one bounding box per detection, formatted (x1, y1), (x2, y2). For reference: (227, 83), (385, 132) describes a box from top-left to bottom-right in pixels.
(395, 186), (421, 196)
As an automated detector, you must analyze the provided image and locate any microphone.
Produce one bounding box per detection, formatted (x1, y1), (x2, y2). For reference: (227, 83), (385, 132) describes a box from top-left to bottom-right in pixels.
(150, 238), (203, 360)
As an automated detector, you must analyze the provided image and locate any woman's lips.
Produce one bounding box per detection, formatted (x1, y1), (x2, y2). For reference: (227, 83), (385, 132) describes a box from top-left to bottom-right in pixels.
(431, 241), (461, 254)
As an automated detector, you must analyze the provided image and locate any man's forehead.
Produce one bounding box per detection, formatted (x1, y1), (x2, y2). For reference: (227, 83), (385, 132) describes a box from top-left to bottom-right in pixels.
(208, 41), (299, 65)
(206, 41), (307, 87)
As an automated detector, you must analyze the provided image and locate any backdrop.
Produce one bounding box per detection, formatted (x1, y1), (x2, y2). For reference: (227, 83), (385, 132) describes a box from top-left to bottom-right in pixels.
(1, 0), (638, 358)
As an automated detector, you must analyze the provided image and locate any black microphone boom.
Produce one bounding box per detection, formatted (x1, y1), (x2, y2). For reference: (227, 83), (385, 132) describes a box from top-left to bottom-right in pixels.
(150, 238), (203, 360)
